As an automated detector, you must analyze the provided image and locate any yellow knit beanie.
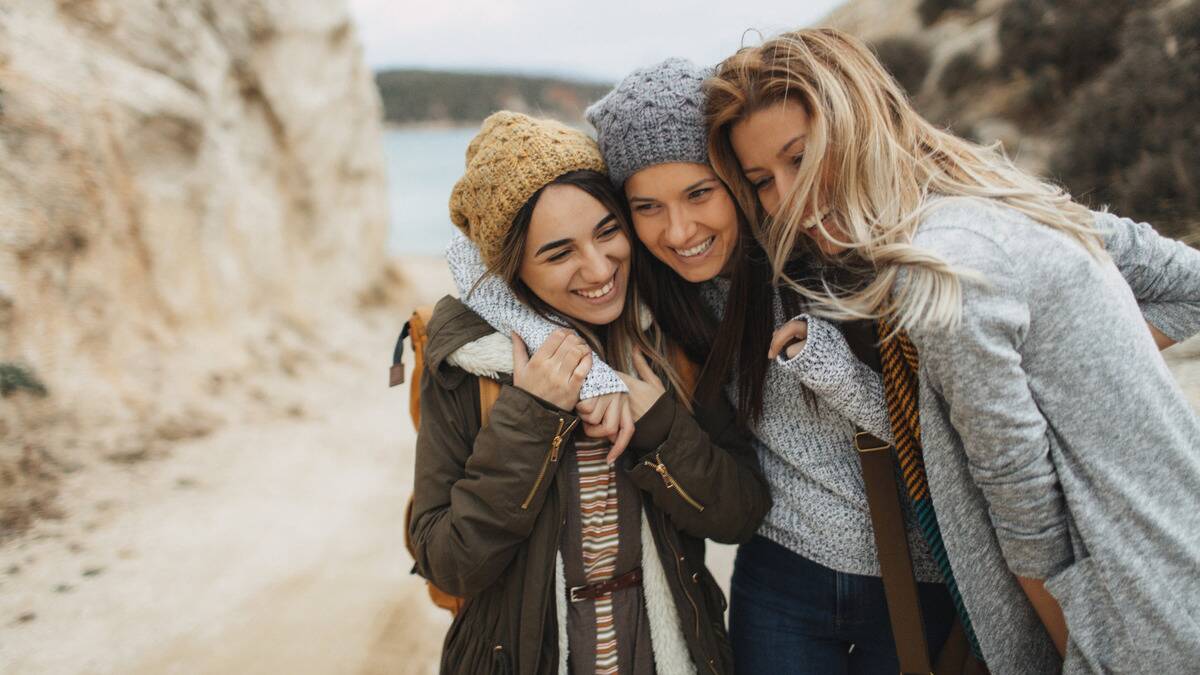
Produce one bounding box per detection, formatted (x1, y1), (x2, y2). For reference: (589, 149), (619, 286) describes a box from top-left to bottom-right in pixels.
(449, 111), (606, 267)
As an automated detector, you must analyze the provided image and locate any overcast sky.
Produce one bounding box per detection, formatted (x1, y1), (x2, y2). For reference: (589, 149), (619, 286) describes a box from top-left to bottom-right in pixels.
(347, 1), (845, 82)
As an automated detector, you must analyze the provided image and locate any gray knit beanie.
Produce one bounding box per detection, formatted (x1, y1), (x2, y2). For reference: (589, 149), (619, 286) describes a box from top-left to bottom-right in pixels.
(585, 57), (711, 188)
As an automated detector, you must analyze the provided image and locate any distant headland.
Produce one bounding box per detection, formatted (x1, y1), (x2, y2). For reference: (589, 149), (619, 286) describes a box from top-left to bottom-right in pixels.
(375, 69), (613, 127)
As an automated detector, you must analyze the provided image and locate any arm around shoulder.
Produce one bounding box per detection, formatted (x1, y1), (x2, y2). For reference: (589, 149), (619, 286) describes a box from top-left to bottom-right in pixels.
(445, 231), (628, 399)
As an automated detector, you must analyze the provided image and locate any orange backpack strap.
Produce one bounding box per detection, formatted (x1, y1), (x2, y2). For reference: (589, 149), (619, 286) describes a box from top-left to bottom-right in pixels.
(401, 306), (436, 427)
(478, 378), (502, 427)
(399, 304), (503, 617)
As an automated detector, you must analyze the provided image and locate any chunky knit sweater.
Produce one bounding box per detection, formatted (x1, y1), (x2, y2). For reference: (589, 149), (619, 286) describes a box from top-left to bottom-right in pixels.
(699, 278), (942, 581)
(445, 230), (942, 581)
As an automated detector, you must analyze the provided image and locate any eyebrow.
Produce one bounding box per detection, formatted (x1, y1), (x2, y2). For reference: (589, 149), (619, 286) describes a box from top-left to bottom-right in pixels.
(742, 134), (806, 174)
(534, 213), (616, 257)
(627, 178), (716, 203)
(777, 134), (806, 159)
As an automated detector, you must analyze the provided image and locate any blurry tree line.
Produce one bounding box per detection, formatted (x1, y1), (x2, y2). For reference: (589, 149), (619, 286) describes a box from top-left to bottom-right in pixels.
(374, 69), (610, 126)
(875, 0), (1200, 242)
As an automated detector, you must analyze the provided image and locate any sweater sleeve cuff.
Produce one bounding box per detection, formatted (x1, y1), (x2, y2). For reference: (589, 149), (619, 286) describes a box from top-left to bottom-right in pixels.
(997, 524), (1075, 579)
(776, 316), (844, 389)
(629, 394), (674, 453)
(1141, 302), (1200, 343)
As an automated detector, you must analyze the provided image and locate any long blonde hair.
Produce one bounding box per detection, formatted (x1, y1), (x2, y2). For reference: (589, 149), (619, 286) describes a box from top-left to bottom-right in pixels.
(705, 28), (1104, 331)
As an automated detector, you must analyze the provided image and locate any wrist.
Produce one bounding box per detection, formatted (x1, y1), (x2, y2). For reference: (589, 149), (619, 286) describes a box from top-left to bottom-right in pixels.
(633, 391), (665, 421)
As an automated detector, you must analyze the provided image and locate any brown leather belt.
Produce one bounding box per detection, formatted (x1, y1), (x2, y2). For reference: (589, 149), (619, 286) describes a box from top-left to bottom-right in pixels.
(569, 567), (642, 602)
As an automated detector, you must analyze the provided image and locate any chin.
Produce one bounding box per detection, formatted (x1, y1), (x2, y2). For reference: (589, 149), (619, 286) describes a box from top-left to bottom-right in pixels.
(571, 301), (625, 327)
(675, 253), (728, 283)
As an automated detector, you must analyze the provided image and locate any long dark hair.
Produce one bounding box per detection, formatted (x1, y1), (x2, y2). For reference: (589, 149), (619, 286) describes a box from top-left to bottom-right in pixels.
(700, 222), (776, 425)
(482, 169), (694, 404)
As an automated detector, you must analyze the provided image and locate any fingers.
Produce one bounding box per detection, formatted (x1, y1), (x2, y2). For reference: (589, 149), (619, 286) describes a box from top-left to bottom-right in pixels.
(549, 329), (586, 360)
(583, 422), (608, 438)
(576, 397), (597, 416)
(579, 392), (618, 426)
(606, 398), (635, 465)
(542, 331), (589, 385)
(597, 391), (622, 439)
(536, 329), (569, 361)
(578, 399), (606, 425)
(511, 332), (530, 372)
(768, 321), (808, 359)
(631, 349), (660, 386)
(570, 353), (592, 388)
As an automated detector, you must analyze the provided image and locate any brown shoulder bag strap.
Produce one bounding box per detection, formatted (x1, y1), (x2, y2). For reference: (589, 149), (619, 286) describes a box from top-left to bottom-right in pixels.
(844, 316), (933, 674)
(856, 430), (933, 674)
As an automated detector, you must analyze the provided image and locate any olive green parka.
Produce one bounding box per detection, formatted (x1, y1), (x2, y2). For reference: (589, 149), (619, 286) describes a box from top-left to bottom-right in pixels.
(409, 296), (771, 674)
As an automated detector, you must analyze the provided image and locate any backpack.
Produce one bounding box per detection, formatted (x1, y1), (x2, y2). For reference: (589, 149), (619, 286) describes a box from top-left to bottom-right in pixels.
(393, 305), (500, 615)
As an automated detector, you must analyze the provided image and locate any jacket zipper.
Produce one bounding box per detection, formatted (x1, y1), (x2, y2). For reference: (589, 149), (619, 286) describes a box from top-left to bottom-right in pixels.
(521, 416), (578, 510)
(659, 509), (716, 675)
(643, 452), (704, 511)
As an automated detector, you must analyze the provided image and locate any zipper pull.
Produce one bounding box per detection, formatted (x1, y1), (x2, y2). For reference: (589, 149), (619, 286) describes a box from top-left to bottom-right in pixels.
(643, 452), (704, 511)
(646, 457), (676, 488)
(550, 417), (578, 462)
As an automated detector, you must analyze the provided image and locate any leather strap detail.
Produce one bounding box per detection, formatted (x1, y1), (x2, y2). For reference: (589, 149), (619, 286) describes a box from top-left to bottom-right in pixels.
(856, 430), (933, 675)
(569, 567), (643, 602)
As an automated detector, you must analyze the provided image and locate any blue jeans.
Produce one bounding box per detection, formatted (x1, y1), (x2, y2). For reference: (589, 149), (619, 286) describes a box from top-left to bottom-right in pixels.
(729, 536), (957, 674)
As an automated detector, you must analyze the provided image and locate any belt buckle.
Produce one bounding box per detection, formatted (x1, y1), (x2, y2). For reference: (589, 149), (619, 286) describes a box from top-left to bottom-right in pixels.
(569, 585), (589, 603)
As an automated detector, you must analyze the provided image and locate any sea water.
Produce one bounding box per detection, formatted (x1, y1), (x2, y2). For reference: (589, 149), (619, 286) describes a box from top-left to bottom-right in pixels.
(383, 126), (476, 256)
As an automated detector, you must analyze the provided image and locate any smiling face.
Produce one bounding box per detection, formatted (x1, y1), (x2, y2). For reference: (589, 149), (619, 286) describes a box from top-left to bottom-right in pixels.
(518, 184), (631, 326)
(624, 162), (740, 282)
(729, 100), (845, 256)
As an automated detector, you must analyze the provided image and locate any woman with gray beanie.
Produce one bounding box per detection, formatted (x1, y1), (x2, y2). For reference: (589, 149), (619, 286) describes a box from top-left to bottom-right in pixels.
(444, 57), (1199, 672)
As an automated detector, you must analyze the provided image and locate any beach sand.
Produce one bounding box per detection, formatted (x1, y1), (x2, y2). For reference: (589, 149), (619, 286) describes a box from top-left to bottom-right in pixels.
(0, 255), (1192, 673)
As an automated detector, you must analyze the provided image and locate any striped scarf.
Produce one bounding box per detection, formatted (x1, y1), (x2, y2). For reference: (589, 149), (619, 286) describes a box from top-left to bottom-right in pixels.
(878, 319), (984, 659)
(577, 442), (622, 674)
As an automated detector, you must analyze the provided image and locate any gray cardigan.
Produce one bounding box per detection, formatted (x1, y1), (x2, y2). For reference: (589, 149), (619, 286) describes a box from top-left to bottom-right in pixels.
(906, 198), (1200, 674)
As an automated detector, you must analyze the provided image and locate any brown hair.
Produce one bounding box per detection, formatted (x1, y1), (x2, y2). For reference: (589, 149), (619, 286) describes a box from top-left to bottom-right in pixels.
(486, 170), (694, 406)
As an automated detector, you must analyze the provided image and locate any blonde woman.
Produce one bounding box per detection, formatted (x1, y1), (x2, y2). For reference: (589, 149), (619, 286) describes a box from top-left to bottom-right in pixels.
(705, 28), (1200, 674)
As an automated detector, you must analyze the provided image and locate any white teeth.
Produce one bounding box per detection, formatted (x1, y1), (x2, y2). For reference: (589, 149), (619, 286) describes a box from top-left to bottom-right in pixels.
(575, 278), (614, 299)
(675, 236), (715, 258)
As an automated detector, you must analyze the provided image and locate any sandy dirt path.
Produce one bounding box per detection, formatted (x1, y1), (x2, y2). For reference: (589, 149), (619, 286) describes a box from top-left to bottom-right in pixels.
(0, 255), (1194, 673)
(0, 257), (458, 674)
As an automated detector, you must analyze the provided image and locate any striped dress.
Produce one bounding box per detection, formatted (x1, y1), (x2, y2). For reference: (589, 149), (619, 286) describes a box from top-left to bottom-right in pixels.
(563, 438), (654, 674)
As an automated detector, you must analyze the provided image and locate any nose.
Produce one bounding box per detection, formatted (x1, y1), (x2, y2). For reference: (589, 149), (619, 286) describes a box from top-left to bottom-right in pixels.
(577, 244), (614, 284)
(663, 202), (698, 247)
(760, 182), (780, 216)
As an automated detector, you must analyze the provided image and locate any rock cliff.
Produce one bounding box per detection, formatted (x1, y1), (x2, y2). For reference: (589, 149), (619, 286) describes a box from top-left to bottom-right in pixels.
(0, 0), (389, 535)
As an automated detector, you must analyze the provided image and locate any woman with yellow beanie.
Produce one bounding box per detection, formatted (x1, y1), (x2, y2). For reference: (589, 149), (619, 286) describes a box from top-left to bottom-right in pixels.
(409, 111), (770, 674)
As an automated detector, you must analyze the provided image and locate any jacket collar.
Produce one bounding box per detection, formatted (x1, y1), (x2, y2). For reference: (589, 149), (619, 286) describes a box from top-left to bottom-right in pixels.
(424, 296), (508, 385)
